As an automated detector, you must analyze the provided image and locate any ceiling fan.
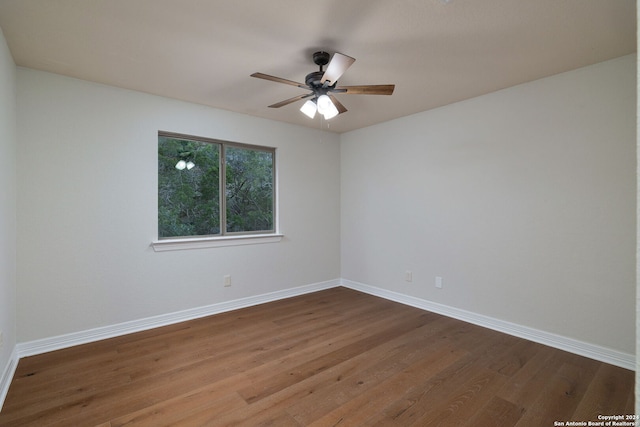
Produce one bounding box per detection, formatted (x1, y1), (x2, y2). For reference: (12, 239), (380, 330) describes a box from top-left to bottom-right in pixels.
(251, 51), (395, 120)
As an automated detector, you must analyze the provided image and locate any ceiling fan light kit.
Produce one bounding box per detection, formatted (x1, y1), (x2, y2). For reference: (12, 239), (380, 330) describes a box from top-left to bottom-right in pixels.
(251, 51), (395, 121)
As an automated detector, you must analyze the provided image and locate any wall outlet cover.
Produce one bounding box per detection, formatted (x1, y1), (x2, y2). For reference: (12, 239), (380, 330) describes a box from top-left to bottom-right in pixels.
(405, 271), (413, 282)
(435, 276), (443, 289)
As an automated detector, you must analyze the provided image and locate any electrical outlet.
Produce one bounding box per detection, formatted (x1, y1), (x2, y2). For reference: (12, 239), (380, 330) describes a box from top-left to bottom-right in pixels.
(405, 270), (413, 282)
(224, 275), (232, 287)
(435, 276), (443, 289)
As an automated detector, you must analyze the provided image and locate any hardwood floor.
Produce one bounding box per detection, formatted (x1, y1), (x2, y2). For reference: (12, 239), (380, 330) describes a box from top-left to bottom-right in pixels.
(0, 287), (634, 426)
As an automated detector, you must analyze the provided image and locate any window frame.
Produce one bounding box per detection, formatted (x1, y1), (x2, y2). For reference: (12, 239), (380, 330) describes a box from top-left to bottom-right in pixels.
(153, 131), (280, 251)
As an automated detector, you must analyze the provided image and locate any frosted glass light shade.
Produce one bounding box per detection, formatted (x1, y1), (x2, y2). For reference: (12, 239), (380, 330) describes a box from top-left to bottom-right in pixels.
(322, 102), (339, 120)
(316, 94), (332, 114)
(300, 99), (317, 118)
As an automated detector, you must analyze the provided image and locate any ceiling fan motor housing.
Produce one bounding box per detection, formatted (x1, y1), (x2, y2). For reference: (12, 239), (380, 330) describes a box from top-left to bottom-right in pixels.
(305, 71), (324, 89)
(312, 51), (330, 67)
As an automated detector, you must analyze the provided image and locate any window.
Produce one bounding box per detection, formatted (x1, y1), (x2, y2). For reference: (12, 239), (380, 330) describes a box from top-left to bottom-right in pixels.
(158, 132), (276, 240)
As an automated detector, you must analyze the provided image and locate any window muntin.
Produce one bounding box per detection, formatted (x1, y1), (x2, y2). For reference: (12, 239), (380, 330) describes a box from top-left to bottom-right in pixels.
(158, 132), (275, 239)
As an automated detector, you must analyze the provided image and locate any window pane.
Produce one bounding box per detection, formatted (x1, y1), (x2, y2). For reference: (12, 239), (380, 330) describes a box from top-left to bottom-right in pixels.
(225, 146), (274, 233)
(158, 136), (220, 238)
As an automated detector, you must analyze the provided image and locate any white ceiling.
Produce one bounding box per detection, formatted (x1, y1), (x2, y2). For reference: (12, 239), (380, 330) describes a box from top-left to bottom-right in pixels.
(0, 0), (635, 133)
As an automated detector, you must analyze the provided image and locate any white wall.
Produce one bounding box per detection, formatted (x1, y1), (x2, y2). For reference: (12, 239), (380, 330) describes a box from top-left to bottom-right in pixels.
(341, 55), (636, 354)
(16, 69), (341, 342)
(0, 28), (17, 382)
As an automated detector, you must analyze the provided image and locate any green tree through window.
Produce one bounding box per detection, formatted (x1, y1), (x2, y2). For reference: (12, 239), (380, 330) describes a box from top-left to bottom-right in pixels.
(158, 133), (275, 239)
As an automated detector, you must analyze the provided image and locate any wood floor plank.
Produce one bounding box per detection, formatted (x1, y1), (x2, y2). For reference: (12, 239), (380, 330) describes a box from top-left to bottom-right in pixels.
(570, 363), (636, 421)
(375, 352), (500, 424)
(237, 311), (433, 404)
(462, 396), (526, 427)
(287, 319), (463, 425)
(494, 343), (557, 407)
(487, 339), (544, 377)
(513, 357), (600, 426)
(0, 287), (632, 426)
(306, 338), (467, 426)
(109, 391), (247, 427)
(410, 367), (509, 426)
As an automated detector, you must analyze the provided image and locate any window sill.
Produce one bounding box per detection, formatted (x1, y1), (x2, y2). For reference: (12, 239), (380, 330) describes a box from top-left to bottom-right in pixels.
(151, 234), (283, 252)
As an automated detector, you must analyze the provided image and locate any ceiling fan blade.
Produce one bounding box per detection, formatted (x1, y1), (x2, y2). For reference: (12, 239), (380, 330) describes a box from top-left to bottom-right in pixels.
(251, 72), (306, 88)
(334, 85), (395, 95)
(328, 95), (347, 114)
(268, 93), (314, 108)
(321, 53), (355, 85)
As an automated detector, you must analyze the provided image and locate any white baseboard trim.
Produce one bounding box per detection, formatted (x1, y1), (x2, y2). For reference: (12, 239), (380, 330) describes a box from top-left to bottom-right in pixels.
(0, 347), (19, 411)
(16, 279), (339, 359)
(341, 279), (635, 371)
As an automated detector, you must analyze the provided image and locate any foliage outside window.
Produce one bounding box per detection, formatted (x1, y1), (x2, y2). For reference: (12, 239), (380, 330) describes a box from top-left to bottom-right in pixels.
(158, 132), (275, 239)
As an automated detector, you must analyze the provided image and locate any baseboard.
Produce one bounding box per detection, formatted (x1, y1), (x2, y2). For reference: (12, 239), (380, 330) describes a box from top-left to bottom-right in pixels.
(0, 346), (19, 411)
(341, 279), (635, 371)
(16, 279), (340, 359)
